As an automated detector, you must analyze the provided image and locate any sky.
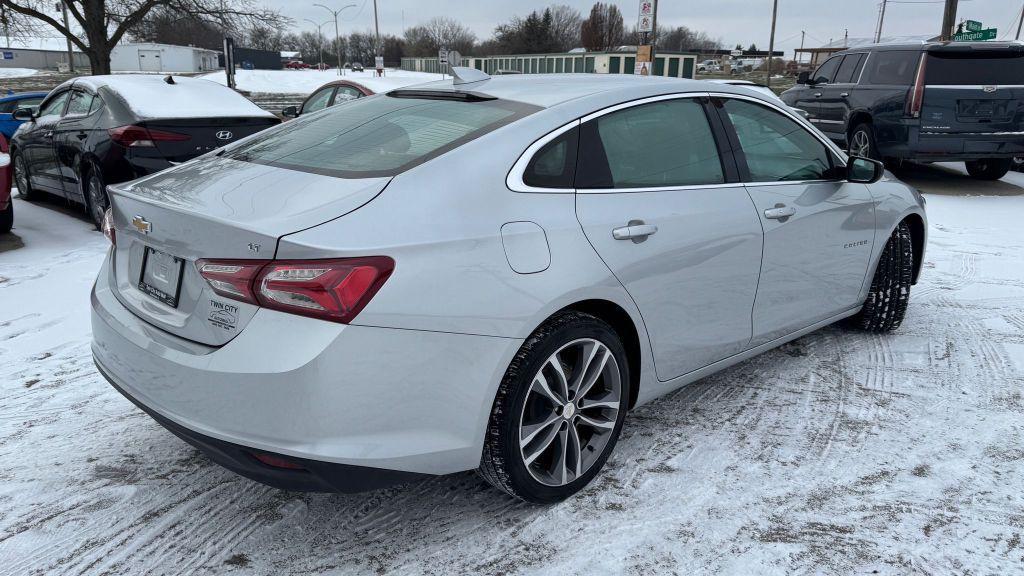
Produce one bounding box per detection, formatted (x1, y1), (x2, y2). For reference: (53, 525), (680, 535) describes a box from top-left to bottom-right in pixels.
(269, 0), (1023, 55)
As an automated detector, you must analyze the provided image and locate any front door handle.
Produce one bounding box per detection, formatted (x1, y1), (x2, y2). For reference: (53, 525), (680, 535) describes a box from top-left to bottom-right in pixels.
(840, 92), (850, 98)
(764, 205), (797, 221)
(612, 220), (658, 243)
(43, 130), (54, 139)
(75, 132), (87, 140)
(813, 92), (822, 98)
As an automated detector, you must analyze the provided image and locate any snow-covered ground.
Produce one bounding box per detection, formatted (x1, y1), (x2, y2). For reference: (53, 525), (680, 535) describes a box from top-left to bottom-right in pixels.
(0, 68), (38, 79)
(1, 165), (1024, 575)
(199, 68), (441, 94)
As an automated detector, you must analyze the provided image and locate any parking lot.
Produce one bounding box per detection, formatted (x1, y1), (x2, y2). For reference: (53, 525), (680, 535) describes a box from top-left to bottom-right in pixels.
(1, 162), (1022, 575)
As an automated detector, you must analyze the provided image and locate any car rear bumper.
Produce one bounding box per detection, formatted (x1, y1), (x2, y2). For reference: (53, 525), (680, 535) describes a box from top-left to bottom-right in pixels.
(90, 255), (520, 487)
(889, 131), (1024, 161)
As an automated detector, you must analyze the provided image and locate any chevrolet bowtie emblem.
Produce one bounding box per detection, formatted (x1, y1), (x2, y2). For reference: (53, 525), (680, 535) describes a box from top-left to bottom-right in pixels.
(132, 215), (152, 235)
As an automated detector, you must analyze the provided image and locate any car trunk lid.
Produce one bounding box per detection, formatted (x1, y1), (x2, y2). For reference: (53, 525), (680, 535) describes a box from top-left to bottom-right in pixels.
(129, 117), (280, 163)
(920, 46), (1024, 135)
(106, 154), (390, 346)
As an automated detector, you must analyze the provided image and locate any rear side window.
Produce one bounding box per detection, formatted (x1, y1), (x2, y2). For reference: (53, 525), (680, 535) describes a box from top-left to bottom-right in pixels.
(576, 98), (724, 189)
(65, 90), (94, 116)
(863, 50), (920, 85)
(226, 94), (538, 178)
(925, 52), (1024, 85)
(723, 99), (835, 182)
(834, 53), (866, 84)
(523, 127), (578, 188)
(812, 56), (842, 84)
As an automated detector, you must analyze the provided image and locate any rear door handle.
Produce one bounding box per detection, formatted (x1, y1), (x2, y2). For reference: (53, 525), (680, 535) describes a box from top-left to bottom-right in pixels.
(43, 130), (53, 139)
(813, 92), (822, 98)
(612, 220), (658, 242)
(764, 205), (797, 220)
(840, 92), (850, 98)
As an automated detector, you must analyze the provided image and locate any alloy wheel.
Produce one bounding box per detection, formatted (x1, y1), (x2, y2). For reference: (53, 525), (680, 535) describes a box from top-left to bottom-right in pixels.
(518, 338), (622, 487)
(88, 173), (107, 226)
(15, 156), (30, 198)
(850, 130), (870, 158)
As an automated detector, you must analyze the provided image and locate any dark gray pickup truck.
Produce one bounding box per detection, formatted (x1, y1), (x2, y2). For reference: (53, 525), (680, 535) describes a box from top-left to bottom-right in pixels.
(782, 41), (1024, 180)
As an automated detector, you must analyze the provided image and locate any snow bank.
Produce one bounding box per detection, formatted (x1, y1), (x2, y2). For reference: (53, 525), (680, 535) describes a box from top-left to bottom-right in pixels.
(199, 68), (439, 95)
(90, 74), (275, 119)
(0, 68), (38, 79)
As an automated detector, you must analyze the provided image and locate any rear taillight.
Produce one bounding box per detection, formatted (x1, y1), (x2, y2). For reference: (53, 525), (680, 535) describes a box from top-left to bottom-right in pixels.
(905, 53), (928, 119)
(196, 257), (394, 324)
(108, 125), (190, 147)
(196, 259), (267, 302)
(101, 208), (115, 245)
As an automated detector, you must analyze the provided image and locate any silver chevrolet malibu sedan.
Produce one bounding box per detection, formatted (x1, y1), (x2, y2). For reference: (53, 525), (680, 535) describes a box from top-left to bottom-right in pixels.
(91, 69), (927, 503)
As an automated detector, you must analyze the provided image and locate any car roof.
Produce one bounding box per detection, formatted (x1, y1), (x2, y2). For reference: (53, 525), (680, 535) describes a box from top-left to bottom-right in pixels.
(390, 73), (737, 108)
(846, 40), (1024, 52)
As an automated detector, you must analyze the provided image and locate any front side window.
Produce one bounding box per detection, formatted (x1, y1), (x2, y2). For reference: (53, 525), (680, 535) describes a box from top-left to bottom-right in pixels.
(225, 94), (537, 178)
(302, 87), (334, 114)
(38, 91), (70, 117)
(863, 50), (920, 85)
(723, 98), (835, 182)
(812, 56), (842, 84)
(577, 98), (724, 189)
(65, 90), (95, 116)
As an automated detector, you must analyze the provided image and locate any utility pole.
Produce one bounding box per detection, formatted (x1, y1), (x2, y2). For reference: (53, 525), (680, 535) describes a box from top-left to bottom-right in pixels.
(940, 0), (959, 41)
(304, 19), (331, 70)
(876, 0), (888, 43)
(373, 0), (381, 57)
(315, 3), (357, 76)
(799, 30), (805, 65)
(59, 1), (74, 72)
(766, 0), (778, 88)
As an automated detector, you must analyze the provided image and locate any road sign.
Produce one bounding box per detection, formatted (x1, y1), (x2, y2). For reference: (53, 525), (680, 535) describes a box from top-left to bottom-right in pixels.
(375, 56), (384, 69)
(953, 28), (997, 41)
(638, 0), (654, 32)
(730, 49), (743, 57)
(965, 20), (983, 32)
(448, 50), (462, 67)
(439, 48), (449, 65)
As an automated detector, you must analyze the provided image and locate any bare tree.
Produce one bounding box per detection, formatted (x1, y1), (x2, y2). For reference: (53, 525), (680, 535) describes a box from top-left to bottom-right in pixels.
(653, 24), (721, 53)
(547, 4), (581, 51)
(580, 2), (623, 52)
(403, 17), (475, 57)
(0, 0), (288, 75)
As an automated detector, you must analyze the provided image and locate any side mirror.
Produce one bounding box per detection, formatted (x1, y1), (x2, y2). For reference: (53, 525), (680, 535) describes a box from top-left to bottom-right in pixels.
(281, 105), (299, 119)
(847, 156), (885, 184)
(12, 107), (34, 121)
(797, 71), (811, 85)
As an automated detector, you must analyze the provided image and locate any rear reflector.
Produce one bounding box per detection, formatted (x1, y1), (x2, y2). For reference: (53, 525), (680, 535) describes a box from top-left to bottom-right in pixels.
(195, 257), (394, 324)
(250, 451), (306, 471)
(108, 125), (191, 147)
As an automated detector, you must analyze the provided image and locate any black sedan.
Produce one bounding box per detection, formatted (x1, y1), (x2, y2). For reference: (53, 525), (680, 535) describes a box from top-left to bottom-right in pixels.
(11, 75), (280, 227)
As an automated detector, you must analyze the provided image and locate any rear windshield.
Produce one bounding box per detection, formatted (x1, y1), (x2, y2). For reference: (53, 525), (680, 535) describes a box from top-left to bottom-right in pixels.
(223, 94), (538, 178)
(925, 52), (1024, 85)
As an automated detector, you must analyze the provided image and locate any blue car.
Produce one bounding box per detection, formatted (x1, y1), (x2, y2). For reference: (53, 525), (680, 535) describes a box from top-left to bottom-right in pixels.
(0, 91), (48, 139)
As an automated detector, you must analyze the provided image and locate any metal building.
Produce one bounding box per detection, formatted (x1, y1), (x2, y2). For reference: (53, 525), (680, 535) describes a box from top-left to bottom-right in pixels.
(110, 43), (219, 73)
(401, 49), (699, 79)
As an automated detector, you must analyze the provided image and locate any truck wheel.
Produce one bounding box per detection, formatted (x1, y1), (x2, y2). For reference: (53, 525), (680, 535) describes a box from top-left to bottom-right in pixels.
(479, 311), (630, 504)
(0, 201), (12, 233)
(848, 123), (879, 160)
(849, 221), (913, 332)
(965, 159), (1011, 181)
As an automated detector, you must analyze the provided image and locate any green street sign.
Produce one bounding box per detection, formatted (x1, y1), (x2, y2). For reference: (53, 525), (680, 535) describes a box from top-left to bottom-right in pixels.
(953, 28), (997, 42)
(965, 20), (983, 32)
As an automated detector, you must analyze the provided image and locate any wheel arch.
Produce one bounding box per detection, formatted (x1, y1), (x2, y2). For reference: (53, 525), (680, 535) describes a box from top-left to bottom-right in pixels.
(554, 299), (643, 410)
(901, 212), (926, 285)
(847, 111), (873, 140)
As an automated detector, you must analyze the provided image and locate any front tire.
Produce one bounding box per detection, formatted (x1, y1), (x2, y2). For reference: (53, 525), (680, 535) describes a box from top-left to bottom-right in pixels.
(479, 311), (630, 504)
(84, 165), (108, 230)
(965, 158), (1011, 180)
(850, 221), (913, 332)
(0, 201), (12, 233)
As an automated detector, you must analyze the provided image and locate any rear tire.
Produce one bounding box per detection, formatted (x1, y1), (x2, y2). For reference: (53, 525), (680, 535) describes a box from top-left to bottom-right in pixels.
(0, 201), (12, 233)
(965, 159), (1011, 180)
(848, 123), (879, 160)
(850, 222), (913, 332)
(13, 152), (35, 201)
(478, 311), (630, 504)
(84, 165), (108, 230)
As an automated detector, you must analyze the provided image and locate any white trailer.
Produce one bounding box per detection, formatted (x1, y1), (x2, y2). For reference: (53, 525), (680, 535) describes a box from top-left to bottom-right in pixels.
(110, 43), (219, 73)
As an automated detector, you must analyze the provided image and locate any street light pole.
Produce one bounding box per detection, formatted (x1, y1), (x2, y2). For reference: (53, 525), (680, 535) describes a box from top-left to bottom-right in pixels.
(304, 18), (332, 70)
(59, 1), (74, 73)
(314, 3), (357, 76)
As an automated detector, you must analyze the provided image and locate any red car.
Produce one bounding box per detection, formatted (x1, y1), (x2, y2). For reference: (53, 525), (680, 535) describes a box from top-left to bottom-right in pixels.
(1, 133), (12, 233)
(285, 60), (309, 70)
(281, 79), (374, 118)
